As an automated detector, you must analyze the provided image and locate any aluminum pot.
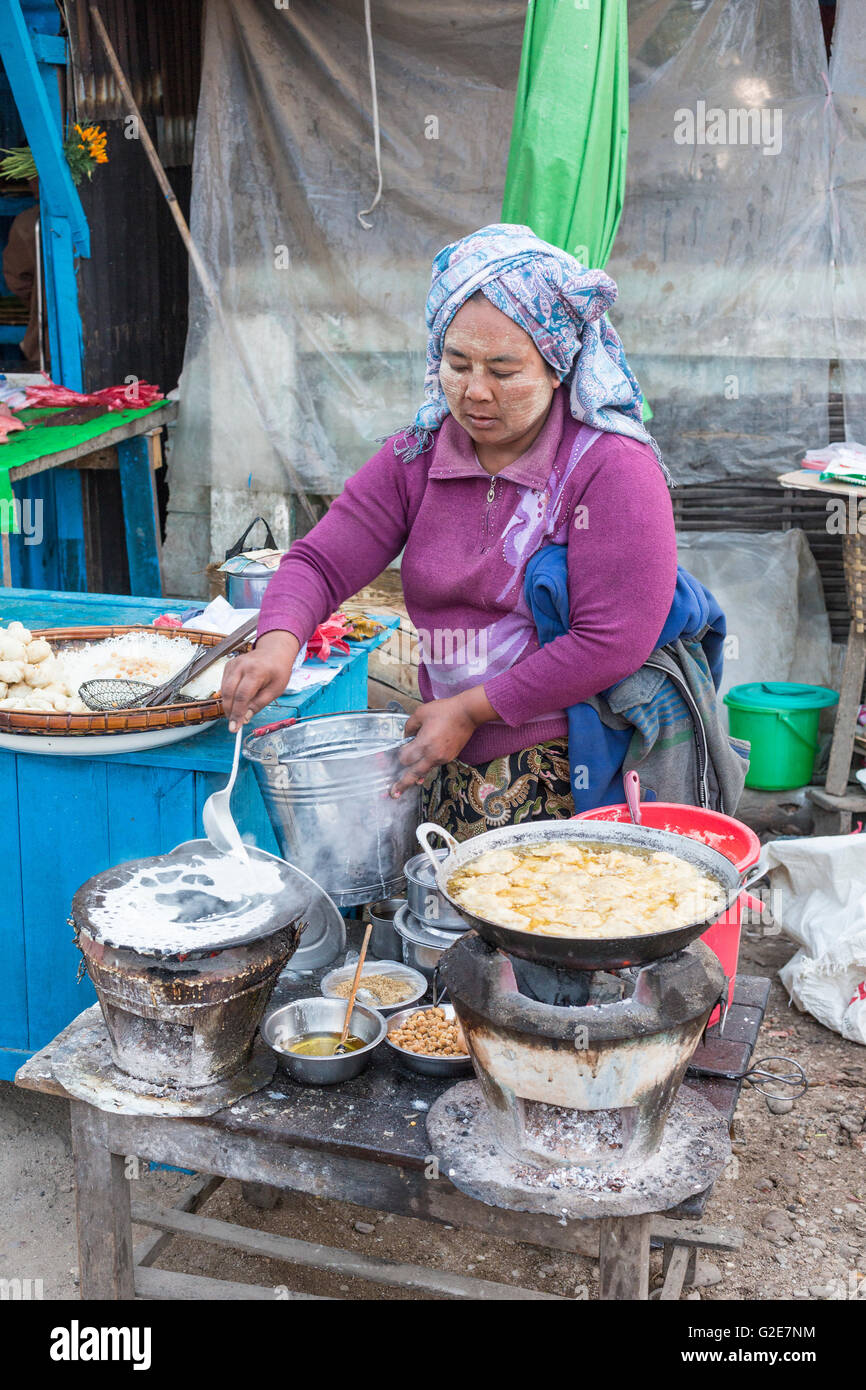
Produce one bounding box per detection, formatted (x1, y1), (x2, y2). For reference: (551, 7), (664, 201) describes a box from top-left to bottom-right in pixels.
(244, 711), (420, 907)
(394, 903), (462, 981)
(366, 898), (406, 959)
(416, 820), (748, 972)
(261, 996), (386, 1085)
(225, 568), (273, 610)
(404, 849), (466, 931)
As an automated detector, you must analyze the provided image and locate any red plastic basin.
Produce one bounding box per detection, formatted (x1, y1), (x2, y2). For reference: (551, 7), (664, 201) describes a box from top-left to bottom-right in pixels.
(572, 802), (761, 1026)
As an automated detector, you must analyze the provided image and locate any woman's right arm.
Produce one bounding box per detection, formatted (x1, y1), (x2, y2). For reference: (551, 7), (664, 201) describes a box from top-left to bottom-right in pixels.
(222, 439), (416, 728)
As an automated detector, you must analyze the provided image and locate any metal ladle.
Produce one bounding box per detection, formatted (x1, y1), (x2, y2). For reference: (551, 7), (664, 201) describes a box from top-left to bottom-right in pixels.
(202, 726), (248, 861)
(624, 769), (642, 824)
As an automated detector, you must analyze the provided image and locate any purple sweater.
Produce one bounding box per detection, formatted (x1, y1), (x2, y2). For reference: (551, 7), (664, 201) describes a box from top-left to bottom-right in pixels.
(258, 388), (677, 764)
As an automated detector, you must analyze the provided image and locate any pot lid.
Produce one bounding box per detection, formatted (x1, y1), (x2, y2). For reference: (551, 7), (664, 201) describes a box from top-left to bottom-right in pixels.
(394, 903), (464, 947)
(219, 549), (284, 576)
(724, 681), (839, 712)
(72, 839), (340, 959)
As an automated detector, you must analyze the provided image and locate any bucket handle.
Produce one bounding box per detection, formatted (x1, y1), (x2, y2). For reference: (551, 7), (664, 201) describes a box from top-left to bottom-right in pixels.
(740, 861), (768, 892)
(416, 822), (459, 875)
(225, 516), (278, 560)
(777, 711), (819, 749)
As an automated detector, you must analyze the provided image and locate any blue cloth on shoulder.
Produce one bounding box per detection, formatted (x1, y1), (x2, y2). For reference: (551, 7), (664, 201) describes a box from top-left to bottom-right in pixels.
(524, 545), (726, 812)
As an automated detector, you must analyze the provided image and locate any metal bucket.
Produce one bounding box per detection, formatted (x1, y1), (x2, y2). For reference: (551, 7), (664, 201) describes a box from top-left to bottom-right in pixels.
(244, 711), (420, 907)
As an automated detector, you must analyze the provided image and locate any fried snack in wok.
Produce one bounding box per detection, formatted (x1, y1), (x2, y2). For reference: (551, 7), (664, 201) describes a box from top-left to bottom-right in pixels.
(448, 840), (726, 940)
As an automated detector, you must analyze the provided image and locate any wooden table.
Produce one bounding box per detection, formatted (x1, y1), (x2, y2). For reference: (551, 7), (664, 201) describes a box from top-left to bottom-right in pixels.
(0, 399), (177, 595)
(779, 469), (866, 827)
(15, 968), (769, 1302)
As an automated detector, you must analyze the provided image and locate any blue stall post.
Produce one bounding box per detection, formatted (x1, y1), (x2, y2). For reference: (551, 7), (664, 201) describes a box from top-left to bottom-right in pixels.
(0, 0), (90, 590)
(117, 434), (164, 596)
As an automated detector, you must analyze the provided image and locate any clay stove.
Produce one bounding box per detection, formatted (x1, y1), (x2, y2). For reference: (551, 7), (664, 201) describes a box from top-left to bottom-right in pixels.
(69, 838), (330, 1106)
(438, 930), (726, 1172)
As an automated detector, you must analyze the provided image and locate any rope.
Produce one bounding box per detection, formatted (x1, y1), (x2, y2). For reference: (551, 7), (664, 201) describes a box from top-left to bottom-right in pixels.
(357, 0), (383, 228)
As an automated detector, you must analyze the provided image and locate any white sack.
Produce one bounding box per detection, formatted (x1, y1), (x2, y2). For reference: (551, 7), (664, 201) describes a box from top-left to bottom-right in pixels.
(677, 530), (833, 703)
(765, 835), (866, 1043)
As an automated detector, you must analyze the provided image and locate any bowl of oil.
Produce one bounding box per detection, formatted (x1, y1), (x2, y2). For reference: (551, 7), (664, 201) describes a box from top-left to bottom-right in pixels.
(261, 996), (386, 1085)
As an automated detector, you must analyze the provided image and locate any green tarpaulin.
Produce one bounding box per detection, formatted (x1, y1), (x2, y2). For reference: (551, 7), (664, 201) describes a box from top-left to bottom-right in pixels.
(0, 401), (166, 532)
(502, 0), (629, 270)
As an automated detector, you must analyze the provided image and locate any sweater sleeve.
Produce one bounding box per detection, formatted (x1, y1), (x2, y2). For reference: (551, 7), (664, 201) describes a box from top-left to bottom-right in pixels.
(257, 440), (416, 645)
(484, 440), (678, 724)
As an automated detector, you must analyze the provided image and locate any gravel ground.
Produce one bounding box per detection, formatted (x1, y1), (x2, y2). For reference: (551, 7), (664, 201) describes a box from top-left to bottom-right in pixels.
(1, 930), (863, 1301)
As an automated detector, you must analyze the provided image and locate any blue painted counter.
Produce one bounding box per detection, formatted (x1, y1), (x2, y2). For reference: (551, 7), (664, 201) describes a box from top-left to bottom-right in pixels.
(0, 589), (397, 1079)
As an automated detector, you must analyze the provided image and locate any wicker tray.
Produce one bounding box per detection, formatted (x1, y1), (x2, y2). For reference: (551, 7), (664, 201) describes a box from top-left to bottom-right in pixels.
(0, 625), (241, 736)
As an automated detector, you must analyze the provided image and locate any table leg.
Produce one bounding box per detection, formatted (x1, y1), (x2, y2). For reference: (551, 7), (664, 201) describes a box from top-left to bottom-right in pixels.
(70, 1101), (135, 1300)
(117, 433), (164, 597)
(598, 1214), (651, 1300)
(826, 623), (866, 797)
(53, 468), (88, 592)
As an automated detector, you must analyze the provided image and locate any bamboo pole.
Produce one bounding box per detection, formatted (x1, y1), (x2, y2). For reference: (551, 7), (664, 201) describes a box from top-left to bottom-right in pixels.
(89, 5), (319, 529)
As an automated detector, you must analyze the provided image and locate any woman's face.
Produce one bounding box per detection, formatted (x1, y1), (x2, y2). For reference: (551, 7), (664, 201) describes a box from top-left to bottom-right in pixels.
(440, 295), (560, 449)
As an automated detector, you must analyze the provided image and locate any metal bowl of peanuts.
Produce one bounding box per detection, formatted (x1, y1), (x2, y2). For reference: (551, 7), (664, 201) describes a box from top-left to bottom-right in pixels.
(385, 1003), (475, 1077)
(320, 960), (428, 1016)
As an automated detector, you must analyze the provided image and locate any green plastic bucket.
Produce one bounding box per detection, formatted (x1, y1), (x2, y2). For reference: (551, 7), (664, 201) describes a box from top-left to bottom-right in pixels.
(723, 682), (839, 791)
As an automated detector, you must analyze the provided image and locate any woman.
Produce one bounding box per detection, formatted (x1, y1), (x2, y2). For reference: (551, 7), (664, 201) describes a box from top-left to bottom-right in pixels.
(222, 223), (678, 835)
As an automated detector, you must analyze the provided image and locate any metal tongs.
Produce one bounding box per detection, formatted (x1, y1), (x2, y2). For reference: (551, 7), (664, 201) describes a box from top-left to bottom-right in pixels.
(690, 1049), (808, 1103)
(78, 615), (259, 711)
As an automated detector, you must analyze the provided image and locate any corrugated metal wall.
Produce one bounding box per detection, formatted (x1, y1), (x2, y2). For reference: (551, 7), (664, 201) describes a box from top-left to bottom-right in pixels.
(61, 1), (202, 588)
(66, 0), (202, 392)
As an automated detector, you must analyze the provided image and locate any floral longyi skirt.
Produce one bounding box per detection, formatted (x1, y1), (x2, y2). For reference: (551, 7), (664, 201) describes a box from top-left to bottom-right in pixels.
(423, 737), (574, 842)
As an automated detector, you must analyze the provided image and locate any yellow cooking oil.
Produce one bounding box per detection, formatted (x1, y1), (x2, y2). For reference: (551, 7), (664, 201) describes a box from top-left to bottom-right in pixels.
(285, 1032), (365, 1057)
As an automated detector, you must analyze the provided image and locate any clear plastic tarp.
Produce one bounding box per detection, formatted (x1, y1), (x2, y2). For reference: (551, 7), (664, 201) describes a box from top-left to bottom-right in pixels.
(606, 0), (838, 483)
(830, 0), (866, 444)
(169, 0), (525, 524)
(166, 0), (866, 593)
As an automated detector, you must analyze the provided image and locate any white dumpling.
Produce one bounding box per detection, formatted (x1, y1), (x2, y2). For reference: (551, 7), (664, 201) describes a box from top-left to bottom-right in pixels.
(7, 681), (32, 699)
(0, 660), (24, 684)
(26, 696), (52, 712)
(7, 622), (32, 645)
(0, 697), (17, 709)
(25, 638), (52, 664)
(42, 686), (69, 711)
(0, 681), (6, 699)
(23, 662), (54, 688)
(0, 637), (26, 663)
(68, 697), (89, 714)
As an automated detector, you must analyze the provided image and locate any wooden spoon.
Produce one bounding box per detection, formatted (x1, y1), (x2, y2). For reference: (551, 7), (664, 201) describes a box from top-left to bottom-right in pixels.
(336, 921), (373, 1055)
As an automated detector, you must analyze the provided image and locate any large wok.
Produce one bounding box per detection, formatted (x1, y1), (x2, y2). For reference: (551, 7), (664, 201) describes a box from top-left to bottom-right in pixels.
(416, 820), (751, 972)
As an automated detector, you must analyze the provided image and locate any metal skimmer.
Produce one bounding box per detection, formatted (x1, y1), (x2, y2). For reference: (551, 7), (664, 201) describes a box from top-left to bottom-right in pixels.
(78, 614), (259, 711)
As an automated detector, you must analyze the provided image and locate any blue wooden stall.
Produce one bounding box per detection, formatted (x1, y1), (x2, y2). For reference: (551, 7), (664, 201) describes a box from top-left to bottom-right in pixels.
(0, 589), (398, 1080)
(0, 1), (93, 594)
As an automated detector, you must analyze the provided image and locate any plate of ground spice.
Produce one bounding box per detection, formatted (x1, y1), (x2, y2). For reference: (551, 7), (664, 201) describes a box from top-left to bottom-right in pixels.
(320, 960), (427, 1015)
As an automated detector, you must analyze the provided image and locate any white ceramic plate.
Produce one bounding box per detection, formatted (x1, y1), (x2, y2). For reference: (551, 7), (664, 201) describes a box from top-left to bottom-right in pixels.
(0, 720), (217, 757)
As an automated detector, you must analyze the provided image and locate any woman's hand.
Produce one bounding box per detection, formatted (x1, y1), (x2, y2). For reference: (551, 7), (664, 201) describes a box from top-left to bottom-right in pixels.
(221, 630), (300, 732)
(390, 687), (497, 797)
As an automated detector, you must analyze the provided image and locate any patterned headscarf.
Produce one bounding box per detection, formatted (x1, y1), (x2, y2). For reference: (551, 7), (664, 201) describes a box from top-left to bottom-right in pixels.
(396, 222), (667, 478)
